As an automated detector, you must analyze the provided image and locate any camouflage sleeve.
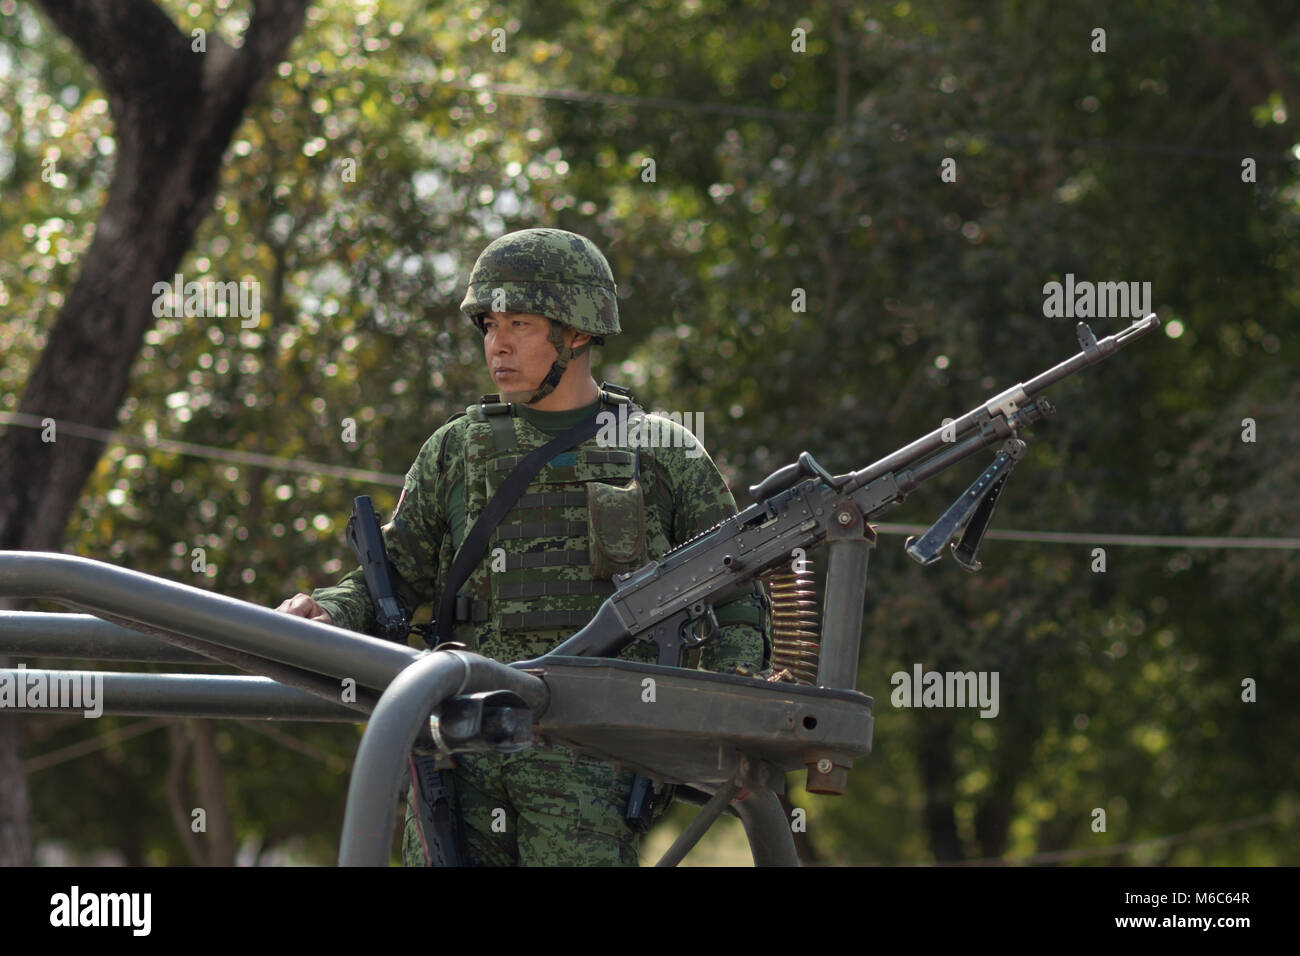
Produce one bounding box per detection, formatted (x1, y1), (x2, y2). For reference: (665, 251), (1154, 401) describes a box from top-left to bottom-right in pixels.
(311, 423), (456, 637)
(644, 416), (770, 673)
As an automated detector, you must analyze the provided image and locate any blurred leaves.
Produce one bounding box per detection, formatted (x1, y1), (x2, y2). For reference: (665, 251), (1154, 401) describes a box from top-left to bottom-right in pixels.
(2, 0), (1297, 864)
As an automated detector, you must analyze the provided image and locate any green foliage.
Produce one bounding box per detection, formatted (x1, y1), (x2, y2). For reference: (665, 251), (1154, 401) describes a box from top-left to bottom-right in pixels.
(3, 0), (1297, 864)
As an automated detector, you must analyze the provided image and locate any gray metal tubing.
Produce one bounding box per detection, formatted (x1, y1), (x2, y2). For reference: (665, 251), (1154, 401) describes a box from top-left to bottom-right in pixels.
(0, 609), (378, 713)
(673, 785), (740, 818)
(846, 399), (1002, 491)
(338, 651), (548, 866)
(0, 669), (361, 721)
(0, 552), (418, 691)
(0, 612), (213, 662)
(734, 790), (799, 867)
(897, 422), (1023, 491)
(817, 534), (872, 691)
(654, 780), (740, 867)
(92, 610), (379, 715)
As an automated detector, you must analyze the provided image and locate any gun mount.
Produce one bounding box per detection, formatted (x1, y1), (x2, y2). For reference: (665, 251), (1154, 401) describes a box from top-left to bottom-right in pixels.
(0, 553), (867, 867)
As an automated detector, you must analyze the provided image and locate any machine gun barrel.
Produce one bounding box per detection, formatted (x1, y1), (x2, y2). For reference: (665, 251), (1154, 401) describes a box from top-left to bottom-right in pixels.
(517, 315), (1162, 672)
(843, 314), (1160, 492)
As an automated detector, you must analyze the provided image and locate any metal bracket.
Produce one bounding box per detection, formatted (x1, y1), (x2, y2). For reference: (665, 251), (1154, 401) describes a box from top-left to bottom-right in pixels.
(949, 441), (1025, 571)
(905, 439), (1027, 568)
(429, 690), (533, 754)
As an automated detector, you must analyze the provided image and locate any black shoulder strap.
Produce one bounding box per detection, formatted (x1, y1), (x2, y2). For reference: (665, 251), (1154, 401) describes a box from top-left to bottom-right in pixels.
(434, 408), (605, 643)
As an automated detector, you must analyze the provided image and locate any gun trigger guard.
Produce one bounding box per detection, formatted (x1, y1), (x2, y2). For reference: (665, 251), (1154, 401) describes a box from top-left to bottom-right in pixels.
(702, 605), (720, 641)
(681, 604), (719, 649)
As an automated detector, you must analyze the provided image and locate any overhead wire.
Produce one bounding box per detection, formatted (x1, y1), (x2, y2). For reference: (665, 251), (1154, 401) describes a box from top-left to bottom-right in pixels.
(1, 411), (1295, 550)
(0, 410), (404, 487)
(443, 79), (1297, 163)
(235, 719), (351, 773)
(23, 716), (169, 773)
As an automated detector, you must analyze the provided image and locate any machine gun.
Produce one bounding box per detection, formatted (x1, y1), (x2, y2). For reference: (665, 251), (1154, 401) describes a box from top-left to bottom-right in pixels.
(517, 315), (1162, 684)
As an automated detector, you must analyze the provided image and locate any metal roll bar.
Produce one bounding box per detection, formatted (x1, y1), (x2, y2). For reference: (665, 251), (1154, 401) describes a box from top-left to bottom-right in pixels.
(1, 552), (874, 866)
(0, 668), (359, 720)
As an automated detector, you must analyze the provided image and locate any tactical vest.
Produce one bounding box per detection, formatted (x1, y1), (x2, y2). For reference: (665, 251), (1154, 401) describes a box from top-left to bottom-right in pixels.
(442, 386), (671, 664)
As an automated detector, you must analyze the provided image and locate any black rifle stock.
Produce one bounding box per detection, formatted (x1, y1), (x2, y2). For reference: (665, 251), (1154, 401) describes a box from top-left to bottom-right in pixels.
(514, 316), (1162, 676)
(345, 495), (466, 866)
(345, 495), (410, 645)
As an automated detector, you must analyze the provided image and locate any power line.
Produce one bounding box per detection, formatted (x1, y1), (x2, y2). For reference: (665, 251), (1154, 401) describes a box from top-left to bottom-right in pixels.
(5, 411), (1297, 550)
(874, 522), (1300, 551)
(23, 716), (169, 773)
(447, 79), (1294, 163)
(0, 411), (403, 488)
(22, 714), (347, 775)
(235, 719), (350, 773)
(444, 79), (835, 124)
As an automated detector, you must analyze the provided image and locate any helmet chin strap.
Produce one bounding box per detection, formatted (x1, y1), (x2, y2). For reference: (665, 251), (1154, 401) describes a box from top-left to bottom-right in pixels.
(523, 321), (591, 404)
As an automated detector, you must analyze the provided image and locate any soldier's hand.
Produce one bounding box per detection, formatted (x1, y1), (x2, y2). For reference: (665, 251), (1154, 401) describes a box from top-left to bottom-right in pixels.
(276, 593), (333, 625)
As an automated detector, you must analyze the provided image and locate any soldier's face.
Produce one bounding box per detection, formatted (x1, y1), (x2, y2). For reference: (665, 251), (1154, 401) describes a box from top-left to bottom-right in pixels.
(482, 311), (557, 398)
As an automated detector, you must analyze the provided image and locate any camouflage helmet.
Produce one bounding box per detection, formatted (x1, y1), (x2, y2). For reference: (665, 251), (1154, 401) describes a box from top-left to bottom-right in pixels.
(459, 228), (620, 342)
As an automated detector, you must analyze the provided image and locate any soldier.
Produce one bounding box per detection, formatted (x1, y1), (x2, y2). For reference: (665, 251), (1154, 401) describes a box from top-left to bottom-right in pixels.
(276, 227), (768, 866)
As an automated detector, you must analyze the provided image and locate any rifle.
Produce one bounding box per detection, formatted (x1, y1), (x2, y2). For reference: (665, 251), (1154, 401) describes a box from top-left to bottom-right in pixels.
(344, 496), (413, 645)
(345, 495), (467, 866)
(516, 316), (1162, 681)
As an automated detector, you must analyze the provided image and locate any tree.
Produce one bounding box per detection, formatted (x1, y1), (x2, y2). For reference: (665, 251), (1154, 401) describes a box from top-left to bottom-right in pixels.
(0, 0), (309, 866)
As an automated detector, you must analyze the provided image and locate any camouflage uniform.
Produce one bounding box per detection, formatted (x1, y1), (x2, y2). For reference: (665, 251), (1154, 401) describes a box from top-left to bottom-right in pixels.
(311, 229), (768, 866)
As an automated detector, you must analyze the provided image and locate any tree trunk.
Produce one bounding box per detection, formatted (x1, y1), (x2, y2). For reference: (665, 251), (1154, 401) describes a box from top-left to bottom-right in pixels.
(167, 720), (236, 865)
(0, 657), (33, 866)
(918, 720), (965, 862)
(191, 720), (236, 866)
(0, 0), (309, 866)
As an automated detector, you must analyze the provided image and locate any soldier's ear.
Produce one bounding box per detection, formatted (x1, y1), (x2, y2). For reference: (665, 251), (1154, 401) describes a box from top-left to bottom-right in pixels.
(568, 329), (593, 349)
